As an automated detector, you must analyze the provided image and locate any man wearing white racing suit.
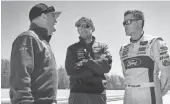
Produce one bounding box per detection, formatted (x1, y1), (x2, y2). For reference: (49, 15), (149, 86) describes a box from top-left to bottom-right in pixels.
(119, 10), (170, 104)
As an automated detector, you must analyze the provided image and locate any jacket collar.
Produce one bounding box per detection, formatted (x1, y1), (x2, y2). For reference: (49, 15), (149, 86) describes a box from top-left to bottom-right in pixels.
(79, 36), (96, 45)
(29, 23), (51, 43)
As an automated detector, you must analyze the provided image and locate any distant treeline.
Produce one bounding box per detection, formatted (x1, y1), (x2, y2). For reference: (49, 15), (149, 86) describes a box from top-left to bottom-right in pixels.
(1, 59), (125, 90)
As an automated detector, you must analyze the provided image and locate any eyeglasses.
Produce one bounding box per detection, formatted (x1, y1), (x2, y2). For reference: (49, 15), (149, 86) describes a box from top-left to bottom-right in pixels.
(77, 24), (91, 29)
(123, 19), (140, 26)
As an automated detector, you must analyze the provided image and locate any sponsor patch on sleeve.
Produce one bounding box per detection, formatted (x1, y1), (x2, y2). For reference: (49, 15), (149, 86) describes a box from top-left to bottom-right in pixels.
(160, 51), (167, 55)
(159, 55), (169, 60)
(159, 44), (168, 52)
(162, 59), (170, 66)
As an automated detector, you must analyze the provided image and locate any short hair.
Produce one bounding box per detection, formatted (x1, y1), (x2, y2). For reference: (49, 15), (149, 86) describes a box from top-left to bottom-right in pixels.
(124, 10), (145, 28)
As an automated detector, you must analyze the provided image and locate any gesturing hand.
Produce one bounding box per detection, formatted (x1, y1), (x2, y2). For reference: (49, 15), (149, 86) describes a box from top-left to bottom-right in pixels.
(74, 59), (88, 70)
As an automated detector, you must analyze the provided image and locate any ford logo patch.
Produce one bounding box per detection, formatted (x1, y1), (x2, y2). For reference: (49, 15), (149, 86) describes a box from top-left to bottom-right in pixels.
(124, 58), (142, 68)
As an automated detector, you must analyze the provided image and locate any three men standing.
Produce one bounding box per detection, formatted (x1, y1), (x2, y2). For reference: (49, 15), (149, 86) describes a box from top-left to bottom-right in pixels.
(9, 2), (170, 104)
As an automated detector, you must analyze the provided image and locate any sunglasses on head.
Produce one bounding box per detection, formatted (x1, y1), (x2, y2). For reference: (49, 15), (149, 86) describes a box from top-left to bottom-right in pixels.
(123, 19), (140, 26)
(77, 24), (91, 28)
(42, 6), (55, 14)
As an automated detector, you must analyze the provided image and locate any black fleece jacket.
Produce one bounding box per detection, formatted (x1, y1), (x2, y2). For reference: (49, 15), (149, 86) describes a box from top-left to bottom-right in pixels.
(65, 36), (112, 93)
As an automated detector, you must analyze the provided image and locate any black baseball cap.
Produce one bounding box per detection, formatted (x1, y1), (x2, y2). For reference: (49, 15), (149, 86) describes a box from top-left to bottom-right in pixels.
(29, 3), (61, 21)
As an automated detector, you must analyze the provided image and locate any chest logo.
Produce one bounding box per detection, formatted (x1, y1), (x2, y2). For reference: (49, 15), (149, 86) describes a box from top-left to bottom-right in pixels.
(124, 58), (142, 68)
(77, 48), (86, 60)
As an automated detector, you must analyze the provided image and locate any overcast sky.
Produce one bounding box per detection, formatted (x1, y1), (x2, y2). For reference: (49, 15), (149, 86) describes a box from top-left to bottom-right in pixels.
(1, 1), (170, 76)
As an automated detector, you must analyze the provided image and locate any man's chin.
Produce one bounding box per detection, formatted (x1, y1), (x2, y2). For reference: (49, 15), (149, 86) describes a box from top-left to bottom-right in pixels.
(53, 27), (56, 32)
(80, 36), (86, 39)
(48, 33), (53, 36)
(80, 35), (90, 39)
(50, 28), (56, 35)
(49, 31), (56, 36)
(126, 32), (131, 36)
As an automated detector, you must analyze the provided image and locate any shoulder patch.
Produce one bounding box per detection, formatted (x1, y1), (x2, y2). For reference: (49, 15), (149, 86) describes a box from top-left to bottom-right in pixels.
(122, 44), (129, 56)
(159, 42), (168, 52)
(19, 45), (29, 51)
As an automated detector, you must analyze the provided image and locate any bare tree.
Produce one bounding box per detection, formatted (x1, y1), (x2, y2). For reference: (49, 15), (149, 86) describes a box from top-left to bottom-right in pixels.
(58, 66), (70, 89)
(1, 59), (10, 88)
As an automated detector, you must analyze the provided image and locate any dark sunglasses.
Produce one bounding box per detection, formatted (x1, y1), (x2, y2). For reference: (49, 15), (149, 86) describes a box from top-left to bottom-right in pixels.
(77, 24), (91, 28)
(123, 19), (140, 26)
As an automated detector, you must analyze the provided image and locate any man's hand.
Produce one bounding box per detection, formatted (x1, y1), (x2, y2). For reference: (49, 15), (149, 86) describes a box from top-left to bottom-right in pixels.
(76, 61), (83, 67)
(74, 59), (88, 69)
(82, 59), (88, 64)
(100, 54), (106, 59)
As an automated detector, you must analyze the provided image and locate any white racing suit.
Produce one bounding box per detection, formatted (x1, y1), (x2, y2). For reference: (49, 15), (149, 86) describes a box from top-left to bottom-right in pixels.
(119, 35), (170, 104)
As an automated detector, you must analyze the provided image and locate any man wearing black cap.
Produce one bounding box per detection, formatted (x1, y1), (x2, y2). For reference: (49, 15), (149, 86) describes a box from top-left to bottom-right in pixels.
(119, 10), (170, 104)
(9, 3), (61, 104)
(65, 17), (112, 104)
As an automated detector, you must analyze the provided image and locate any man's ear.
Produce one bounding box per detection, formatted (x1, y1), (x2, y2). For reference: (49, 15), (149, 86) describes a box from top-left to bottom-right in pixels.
(90, 29), (93, 33)
(138, 20), (143, 28)
(41, 13), (47, 20)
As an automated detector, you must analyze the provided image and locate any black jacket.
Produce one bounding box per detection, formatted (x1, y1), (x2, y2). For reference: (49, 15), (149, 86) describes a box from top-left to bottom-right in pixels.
(10, 23), (57, 104)
(65, 36), (112, 93)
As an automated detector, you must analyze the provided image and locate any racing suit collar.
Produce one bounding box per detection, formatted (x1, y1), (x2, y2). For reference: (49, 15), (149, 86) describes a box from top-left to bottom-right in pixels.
(29, 23), (52, 43)
(79, 36), (96, 45)
(130, 31), (144, 43)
